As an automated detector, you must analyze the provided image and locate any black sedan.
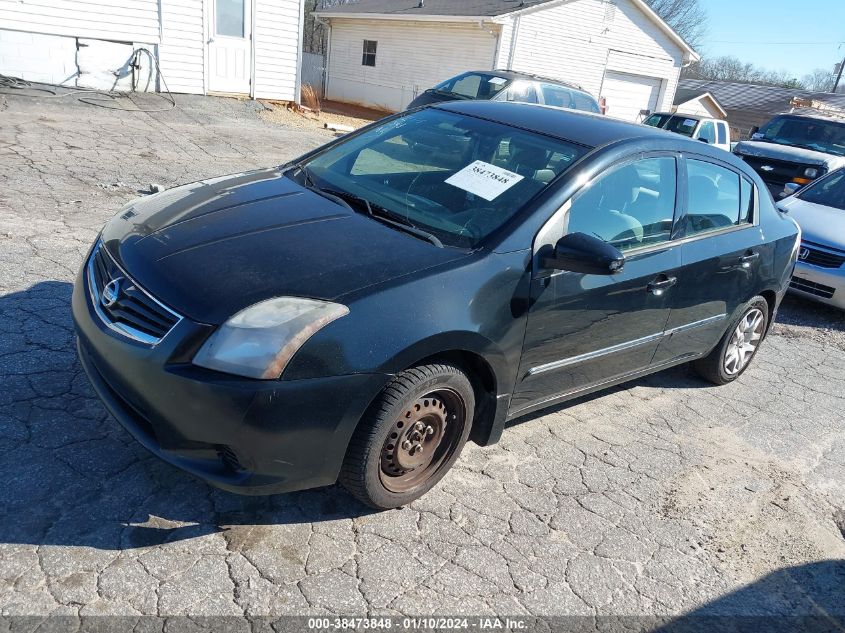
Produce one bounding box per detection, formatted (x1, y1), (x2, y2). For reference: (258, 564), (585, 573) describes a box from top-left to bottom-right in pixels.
(73, 102), (799, 509)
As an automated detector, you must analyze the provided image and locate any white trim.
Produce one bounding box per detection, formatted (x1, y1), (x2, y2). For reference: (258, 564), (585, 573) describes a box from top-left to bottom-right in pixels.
(317, 0), (699, 61)
(316, 12), (494, 22)
(676, 92), (728, 119)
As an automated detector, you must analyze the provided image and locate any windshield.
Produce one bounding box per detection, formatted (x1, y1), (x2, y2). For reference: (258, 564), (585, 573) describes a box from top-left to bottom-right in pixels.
(757, 115), (845, 156)
(643, 113), (672, 128)
(294, 108), (588, 247)
(432, 72), (510, 100)
(663, 115), (699, 137)
(797, 169), (845, 210)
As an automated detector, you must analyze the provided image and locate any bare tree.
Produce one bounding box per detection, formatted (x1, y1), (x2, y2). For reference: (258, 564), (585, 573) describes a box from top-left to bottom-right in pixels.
(683, 55), (804, 89)
(303, 0), (359, 55)
(802, 67), (837, 93)
(644, 0), (708, 50)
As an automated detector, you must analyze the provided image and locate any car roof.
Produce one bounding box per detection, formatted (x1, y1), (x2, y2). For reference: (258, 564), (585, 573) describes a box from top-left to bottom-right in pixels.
(435, 100), (671, 148)
(463, 68), (585, 92)
(771, 110), (845, 124)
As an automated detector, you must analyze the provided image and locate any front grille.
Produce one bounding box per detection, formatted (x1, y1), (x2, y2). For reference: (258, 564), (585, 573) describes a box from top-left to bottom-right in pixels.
(739, 155), (819, 187)
(87, 242), (182, 345)
(790, 277), (836, 299)
(800, 240), (845, 269)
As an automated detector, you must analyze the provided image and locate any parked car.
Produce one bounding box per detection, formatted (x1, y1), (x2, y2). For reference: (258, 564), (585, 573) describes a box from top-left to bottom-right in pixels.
(643, 112), (731, 152)
(734, 110), (845, 199)
(73, 101), (799, 509)
(777, 167), (845, 309)
(406, 69), (601, 114)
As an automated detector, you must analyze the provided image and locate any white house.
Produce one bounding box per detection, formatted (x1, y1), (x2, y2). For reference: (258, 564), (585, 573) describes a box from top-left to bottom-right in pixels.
(315, 0), (699, 120)
(0, 0), (306, 101)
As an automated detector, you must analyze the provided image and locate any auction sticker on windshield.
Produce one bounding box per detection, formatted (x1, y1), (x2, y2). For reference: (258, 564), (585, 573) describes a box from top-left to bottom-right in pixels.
(445, 161), (524, 201)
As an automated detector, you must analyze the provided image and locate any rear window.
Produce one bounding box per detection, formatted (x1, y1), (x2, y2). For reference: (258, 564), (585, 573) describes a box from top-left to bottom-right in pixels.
(432, 72), (509, 100)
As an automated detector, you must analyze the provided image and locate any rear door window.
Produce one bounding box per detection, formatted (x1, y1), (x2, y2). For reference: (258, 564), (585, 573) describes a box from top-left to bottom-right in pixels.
(683, 159), (746, 235)
(502, 82), (539, 104)
(540, 84), (574, 108)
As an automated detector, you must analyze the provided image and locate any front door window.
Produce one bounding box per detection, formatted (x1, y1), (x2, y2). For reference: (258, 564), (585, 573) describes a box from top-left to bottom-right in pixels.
(566, 157), (678, 251)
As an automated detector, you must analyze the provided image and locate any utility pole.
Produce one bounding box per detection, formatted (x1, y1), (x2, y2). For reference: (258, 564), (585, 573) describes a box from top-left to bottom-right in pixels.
(834, 56), (845, 93)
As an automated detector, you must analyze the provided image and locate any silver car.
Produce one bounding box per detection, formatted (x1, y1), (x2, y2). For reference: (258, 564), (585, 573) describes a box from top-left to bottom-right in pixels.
(777, 168), (845, 309)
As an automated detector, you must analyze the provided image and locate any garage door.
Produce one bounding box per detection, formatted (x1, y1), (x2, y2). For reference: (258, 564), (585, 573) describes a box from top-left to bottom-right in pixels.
(601, 71), (663, 122)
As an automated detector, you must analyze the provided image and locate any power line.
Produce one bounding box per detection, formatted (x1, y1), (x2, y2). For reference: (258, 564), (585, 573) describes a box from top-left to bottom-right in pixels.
(707, 40), (845, 45)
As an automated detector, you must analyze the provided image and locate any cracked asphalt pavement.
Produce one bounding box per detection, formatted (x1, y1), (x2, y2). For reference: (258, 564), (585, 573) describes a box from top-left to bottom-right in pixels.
(1, 91), (844, 623)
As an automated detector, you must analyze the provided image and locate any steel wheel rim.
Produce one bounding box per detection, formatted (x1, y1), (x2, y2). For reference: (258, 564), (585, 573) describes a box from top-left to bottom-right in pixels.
(379, 388), (466, 493)
(724, 307), (764, 376)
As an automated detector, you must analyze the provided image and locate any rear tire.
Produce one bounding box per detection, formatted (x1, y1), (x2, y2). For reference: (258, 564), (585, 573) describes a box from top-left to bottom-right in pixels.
(339, 363), (474, 510)
(693, 296), (769, 385)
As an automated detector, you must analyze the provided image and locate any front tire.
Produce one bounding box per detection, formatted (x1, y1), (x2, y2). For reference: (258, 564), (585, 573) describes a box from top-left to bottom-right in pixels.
(339, 363), (474, 509)
(693, 296), (769, 385)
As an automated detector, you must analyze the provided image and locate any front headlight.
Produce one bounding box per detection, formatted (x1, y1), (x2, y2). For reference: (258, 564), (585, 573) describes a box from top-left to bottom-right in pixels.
(193, 297), (349, 379)
(804, 167), (819, 178)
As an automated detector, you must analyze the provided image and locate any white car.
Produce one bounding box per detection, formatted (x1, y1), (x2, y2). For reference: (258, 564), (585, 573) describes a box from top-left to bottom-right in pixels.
(777, 168), (845, 310)
(643, 112), (732, 152)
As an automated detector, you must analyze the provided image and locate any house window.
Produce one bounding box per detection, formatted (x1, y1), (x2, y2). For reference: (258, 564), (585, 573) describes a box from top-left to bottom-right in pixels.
(362, 40), (377, 67)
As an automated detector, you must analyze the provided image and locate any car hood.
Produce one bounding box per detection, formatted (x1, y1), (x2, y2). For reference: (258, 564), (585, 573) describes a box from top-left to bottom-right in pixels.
(734, 140), (844, 169)
(777, 196), (845, 250)
(100, 168), (469, 324)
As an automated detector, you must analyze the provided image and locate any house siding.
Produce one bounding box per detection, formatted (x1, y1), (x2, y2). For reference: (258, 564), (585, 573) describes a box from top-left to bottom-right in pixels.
(158, 0), (205, 95)
(254, 0), (302, 101)
(505, 0), (682, 118)
(0, 0), (161, 44)
(325, 18), (500, 111)
(0, 0), (304, 100)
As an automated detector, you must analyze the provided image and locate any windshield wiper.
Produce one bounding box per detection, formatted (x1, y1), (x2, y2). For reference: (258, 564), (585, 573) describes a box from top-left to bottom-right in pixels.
(321, 189), (443, 248)
(287, 164), (357, 212)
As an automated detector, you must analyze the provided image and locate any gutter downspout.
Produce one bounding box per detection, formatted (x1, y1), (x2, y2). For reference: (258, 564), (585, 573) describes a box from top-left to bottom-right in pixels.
(250, 0), (257, 99)
(478, 20), (500, 68)
(293, 0), (306, 104)
(314, 14), (331, 99)
(507, 15), (520, 70)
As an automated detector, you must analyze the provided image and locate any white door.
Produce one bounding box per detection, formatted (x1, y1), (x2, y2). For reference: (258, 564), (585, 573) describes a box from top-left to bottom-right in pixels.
(208, 0), (252, 94)
(601, 71), (662, 122)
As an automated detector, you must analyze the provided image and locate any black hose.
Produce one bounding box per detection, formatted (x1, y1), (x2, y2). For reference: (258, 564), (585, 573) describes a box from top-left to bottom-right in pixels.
(0, 46), (178, 112)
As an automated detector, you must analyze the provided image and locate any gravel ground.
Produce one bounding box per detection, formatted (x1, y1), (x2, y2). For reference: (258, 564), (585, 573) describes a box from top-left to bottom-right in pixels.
(1, 90), (844, 627)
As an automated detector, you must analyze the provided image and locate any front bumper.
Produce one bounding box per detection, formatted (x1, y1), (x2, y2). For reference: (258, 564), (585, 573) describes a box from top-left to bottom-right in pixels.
(789, 261), (845, 311)
(72, 259), (389, 495)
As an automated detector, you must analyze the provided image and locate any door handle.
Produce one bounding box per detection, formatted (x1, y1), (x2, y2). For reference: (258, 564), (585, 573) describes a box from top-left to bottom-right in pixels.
(739, 252), (760, 269)
(647, 275), (677, 296)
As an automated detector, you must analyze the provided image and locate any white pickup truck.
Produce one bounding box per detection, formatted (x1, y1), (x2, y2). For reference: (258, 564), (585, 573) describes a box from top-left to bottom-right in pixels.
(643, 112), (732, 152)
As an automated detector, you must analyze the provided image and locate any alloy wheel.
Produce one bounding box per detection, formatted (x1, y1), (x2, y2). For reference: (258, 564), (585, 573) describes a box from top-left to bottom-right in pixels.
(723, 307), (765, 376)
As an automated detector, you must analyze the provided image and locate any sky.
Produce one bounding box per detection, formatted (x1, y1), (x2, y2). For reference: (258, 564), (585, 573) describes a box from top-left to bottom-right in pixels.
(699, 0), (845, 79)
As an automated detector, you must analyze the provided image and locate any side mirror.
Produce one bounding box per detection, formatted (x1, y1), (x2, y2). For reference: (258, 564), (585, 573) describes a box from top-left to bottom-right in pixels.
(698, 137), (709, 144)
(749, 126), (760, 138)
(542, 232), (625, 275)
